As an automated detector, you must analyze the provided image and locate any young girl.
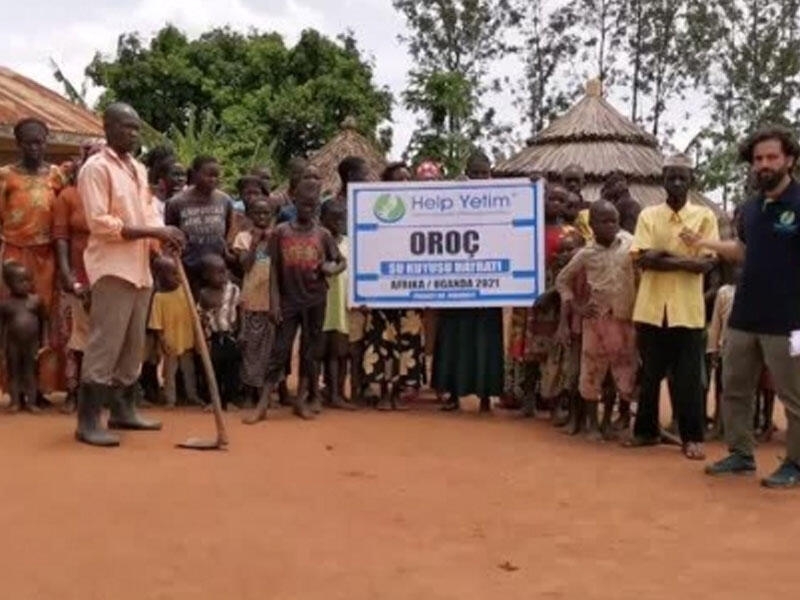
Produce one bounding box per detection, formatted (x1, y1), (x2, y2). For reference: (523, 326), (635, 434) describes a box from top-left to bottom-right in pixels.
(505, 184), (577, 417)
(165, 155), (234, 289)
(147, 256), (199, 408)
(196, 253), (241, 411)
(319, 199), (358, 410)
(0, 262), (47, 413)
(233, 199), (276, 407)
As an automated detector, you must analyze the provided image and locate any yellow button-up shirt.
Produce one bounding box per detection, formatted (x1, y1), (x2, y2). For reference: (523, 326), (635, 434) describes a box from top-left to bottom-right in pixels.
(631, 202), (719, 328)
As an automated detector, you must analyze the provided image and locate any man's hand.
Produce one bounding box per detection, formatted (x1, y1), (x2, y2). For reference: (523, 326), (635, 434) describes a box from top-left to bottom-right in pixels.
(156, 226), (186, 251)
(320, 261), (344, 277)
(679, 227), (702, 248)
(578, 303), (600, 319)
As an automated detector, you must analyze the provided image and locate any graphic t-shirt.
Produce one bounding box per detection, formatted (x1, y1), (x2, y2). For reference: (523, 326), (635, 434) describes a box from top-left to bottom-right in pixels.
(165, 190), (232, 270)
(271, 221), (341, 310)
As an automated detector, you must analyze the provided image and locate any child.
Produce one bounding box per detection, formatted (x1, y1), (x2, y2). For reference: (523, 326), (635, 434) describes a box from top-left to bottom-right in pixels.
(539, 230), (585, 429)
(319, 199), (359, 410)
(232, 198), (277, 407)
(0, 262), (47, 413)
(147, 256), (199, 408)
(243, 178), (345, 423)
(196, 253), (241, 411)
(556, 201), (638, 441)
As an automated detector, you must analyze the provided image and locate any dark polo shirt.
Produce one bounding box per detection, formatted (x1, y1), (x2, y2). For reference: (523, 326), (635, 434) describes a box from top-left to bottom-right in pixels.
(729, 181), (800, 335)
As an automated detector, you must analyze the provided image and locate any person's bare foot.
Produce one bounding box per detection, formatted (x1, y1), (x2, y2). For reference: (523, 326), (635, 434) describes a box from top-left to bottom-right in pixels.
(6, 401), (21, 413)
(682, 442), (706, 461)
(25, 403), (42, 415)
(242, 410), (267, 425)
(585, 427), (604, 442)
(330, 396), (356, 411)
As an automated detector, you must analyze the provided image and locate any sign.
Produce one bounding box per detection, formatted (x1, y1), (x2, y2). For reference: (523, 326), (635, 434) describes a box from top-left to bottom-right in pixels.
(348, 178), (544, 308)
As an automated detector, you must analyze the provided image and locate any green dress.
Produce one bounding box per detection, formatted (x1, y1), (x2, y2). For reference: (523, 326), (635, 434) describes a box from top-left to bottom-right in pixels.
(432, 308), (504, 398)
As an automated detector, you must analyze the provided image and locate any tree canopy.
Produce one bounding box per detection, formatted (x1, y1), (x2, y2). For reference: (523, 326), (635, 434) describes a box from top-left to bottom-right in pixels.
(86, 25), (393, 181)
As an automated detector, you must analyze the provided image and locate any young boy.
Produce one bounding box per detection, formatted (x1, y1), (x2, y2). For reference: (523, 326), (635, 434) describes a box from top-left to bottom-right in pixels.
(555, 201), (638, 441)
(196, 253), (241, 411)
(0, 262), (47, 413)
(147, 255), (199, 408)
(243, 179), (345, 423)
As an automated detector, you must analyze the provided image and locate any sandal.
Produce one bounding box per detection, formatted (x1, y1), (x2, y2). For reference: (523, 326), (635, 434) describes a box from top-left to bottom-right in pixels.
(682, 442), (706, 461)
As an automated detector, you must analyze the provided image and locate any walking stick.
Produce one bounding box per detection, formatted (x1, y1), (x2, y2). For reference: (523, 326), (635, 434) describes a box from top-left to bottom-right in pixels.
(175, 261), (229, 450)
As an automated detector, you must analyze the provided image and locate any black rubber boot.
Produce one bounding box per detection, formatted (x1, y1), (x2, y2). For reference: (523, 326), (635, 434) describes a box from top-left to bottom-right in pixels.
(75, 383), (120, 447)
(108, 384), (162, 431)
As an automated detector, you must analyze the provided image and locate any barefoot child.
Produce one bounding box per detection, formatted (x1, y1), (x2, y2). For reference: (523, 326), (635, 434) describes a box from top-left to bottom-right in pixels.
(0, 262), (47, 413)
(196, 253), (241, 411)
(319, 198), (358, 410)
(232, 198), (276, 407)
(147, 256), (199, 408)
(243, 178), (345, 423)
(556, 201), (638, 441)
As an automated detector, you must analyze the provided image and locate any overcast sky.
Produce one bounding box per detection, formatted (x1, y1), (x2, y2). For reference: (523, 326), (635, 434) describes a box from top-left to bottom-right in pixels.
(3, 0), (699, 161)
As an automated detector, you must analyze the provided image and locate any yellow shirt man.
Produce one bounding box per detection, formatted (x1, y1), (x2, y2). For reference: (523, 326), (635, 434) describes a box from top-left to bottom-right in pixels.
(631, 202), (719, 328)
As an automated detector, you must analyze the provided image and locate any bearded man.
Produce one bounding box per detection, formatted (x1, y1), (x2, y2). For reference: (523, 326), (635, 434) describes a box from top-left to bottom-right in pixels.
(684, 126), (800, 489)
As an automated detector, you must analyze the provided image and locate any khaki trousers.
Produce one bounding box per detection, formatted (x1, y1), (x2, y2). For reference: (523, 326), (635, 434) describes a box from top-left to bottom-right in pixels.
(82, 276), (152, 387)
(723, 328), (800, 463)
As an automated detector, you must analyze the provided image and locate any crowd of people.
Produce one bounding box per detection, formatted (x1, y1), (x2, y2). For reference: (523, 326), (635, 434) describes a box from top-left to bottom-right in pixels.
(1, 102), (799, 491)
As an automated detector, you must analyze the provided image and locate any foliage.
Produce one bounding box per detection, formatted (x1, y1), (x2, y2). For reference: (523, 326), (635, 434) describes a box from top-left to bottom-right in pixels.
(85, 26), (392, 182)
(393, 0), (521, 174)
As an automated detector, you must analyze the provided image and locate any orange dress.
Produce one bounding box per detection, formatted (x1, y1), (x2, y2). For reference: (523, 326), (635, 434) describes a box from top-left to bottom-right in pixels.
(0, 163), (66, 393)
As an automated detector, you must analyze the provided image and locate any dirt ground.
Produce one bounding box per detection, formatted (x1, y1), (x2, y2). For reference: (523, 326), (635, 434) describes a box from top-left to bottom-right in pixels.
(0, 401), (798, 600)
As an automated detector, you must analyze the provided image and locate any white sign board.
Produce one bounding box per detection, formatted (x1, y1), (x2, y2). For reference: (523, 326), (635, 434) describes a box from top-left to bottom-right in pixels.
(347, 178), (544, 308)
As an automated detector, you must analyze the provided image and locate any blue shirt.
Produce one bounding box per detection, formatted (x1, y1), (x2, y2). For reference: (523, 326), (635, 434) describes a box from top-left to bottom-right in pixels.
(729, 181), (800, 335)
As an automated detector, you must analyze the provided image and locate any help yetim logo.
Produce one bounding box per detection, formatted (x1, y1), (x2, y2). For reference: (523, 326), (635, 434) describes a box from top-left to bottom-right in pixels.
(373, 194), (407, 223)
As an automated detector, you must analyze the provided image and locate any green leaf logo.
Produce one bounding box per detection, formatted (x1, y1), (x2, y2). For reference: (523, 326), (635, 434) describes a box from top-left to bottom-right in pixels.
(373, 193), (406, 223)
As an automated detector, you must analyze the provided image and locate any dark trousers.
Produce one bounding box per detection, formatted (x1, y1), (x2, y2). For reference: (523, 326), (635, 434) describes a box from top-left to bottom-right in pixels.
(635, 324), (705, 443)
(209, 332), (240, 409)
(265, 302), (326, 385)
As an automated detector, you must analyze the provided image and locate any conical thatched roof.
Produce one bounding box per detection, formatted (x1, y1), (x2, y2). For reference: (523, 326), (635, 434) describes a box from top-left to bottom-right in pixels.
(496, 80), (728, 231)
(306, 116), (387, 196)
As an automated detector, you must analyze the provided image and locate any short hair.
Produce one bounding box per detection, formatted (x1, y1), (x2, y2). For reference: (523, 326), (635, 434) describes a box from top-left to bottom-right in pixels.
(381, 161), (409, 182)
(466, 150), (491, 172)
(1, 260), (27, 284)
(588, 199), (619, 220)
(13, 118), (49, 140)
(738, 125), (800, 164)
(200, 252), (226, 272)
(295, 178), (322, 201)
(338, 156), (367, 184)
(144, 145), (176, 185)
(604, 170), (627, 186)
(563, 164), (585, 178)
(320, 198), (346, 219)
(236, 175), (263, 194)
(191, 154), (218, 174)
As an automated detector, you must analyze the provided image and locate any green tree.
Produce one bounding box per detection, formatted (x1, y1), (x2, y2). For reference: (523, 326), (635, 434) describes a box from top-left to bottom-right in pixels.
(514, 0), (583, 137)
(86, 26), (392, 180)
(691, 0), (800, 207)
(393, 0), (521, 173)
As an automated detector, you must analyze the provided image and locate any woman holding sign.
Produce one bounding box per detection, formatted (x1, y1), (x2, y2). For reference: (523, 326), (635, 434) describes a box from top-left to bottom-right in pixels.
(432, 152), (505, 412)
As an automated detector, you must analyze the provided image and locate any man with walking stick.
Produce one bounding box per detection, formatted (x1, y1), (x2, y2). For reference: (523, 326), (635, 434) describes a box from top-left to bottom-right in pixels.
(76, 102), (185, 447)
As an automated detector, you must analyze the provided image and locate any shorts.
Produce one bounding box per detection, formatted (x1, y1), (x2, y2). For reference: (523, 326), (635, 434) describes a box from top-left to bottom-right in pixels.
(579, 315), (638, 401)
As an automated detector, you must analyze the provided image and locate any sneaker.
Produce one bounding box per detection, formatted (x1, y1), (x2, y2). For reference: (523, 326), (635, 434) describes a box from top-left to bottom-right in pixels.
(761, 460), (800, 489)
(704, 453), (756, 476)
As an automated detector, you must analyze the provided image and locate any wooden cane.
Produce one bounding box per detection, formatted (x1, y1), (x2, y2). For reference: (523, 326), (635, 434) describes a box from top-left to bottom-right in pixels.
(176, 261), (229, 449)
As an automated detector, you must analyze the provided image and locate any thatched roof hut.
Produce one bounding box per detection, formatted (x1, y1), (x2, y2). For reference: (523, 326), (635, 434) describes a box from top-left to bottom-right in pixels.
(496, 79), (728, 231)
(0, 66), (103, 165)
(305, 116), (387, 196)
